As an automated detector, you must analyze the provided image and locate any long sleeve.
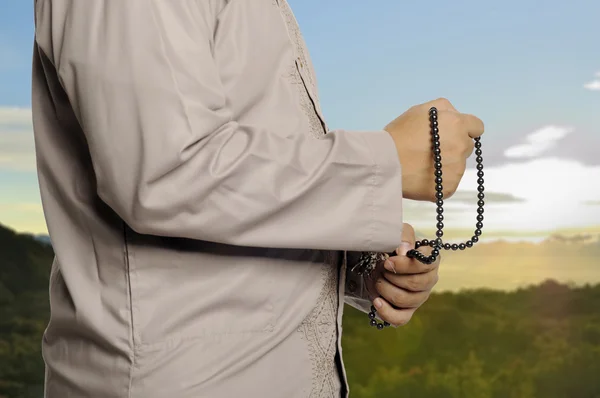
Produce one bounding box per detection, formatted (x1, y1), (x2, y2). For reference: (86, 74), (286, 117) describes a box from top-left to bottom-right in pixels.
(33, 0), (403, 252)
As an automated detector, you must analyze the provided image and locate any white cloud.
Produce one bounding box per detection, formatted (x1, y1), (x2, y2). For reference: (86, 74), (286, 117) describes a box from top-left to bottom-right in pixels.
(453, 157), (600, 231)
(405, 133), (600, 234)
(583, 71), (600, 91)
(503, 125), (573, 158)
(0, 107), (33, 125)
(0, 107), (36, 172)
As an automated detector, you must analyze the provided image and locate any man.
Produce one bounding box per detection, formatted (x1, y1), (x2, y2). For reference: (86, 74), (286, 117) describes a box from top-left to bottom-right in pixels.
(31, 0), (484, 397)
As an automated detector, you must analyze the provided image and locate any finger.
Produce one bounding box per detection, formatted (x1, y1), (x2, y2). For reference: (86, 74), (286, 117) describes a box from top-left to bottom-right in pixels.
(464, 135), (476, 158)
(373, 298), (417, 327)
(424, 97), (457, 112)
(394, 223), (416, 256)
(375, 277), (430, 309)
(385, 248), (439, 274)
(460, 113), (485, 138)
(383, 268), (439, 292)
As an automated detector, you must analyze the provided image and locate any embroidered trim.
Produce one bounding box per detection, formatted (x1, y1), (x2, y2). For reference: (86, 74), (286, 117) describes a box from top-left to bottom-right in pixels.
(276, 2), (340, 393)
(278, 0), (326, 139)
(297, 253), (340, 397)
(278, 0), (315, 89)
(286, 64), (325, 139)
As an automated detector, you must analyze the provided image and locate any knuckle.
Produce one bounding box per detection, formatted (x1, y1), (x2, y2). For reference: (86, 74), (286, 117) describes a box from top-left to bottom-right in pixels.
(443, 187), (456, 198)
(391, 290), (407, 307)
(421, 292), (431, 304)
(393, 313), (413, 327)
(405, 275), (423, 292)
(434, 97), (451, 107)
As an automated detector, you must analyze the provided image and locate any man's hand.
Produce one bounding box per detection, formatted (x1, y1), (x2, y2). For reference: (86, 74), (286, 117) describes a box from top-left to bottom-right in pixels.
(384, 98), (485, 202)
(366, 223), (440, 327)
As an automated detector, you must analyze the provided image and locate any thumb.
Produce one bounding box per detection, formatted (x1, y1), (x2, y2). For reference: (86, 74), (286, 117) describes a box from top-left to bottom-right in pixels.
(397, 223), (416, 256)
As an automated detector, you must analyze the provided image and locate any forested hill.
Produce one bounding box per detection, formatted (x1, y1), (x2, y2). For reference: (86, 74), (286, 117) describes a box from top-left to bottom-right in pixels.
(1, 222), (600, 397)
(0, 223), (52, 397)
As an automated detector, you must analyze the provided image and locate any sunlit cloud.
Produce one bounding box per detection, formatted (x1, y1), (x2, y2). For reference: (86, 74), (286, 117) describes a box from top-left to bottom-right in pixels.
(0, 107), (36, 172)
(457, 157), (600, 231)
(583, 71), (600, 91)
(405, 153), (600, 235)
(503, 125), (573, 159)
(448, 191), (525, 205)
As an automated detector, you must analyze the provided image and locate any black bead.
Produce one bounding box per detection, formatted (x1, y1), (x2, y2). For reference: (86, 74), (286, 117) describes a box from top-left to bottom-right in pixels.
(433, 127), (439, 134)
(422, 239), (429, 246)
(377, 323), (384, 330)
(477, 199), (485, 206)
(435, 176), (443, 184)
(414, 241), (421, 249)
(436, 199), (444, 206)
(434, 148), (441, 155)
(477, 185), (485, 192)
(477, 192), (484, 200)
(434, 161), (442, 169)
(477, 178), (484, 184)
(476, 163), (484, 170)
(472, 236), (479, 243)
(436, 207), (444, 214)
(437, 214), (444, 221)
(466, 240), (473, 248)
(477, 208), (484, 214)
(474, 229), (482, 236)
(476, 221), (483, 229)
(436, 230), (444, 238)
(443, 243), (452, 250)
(432, 249), (440, 256)
(477, 170), (484, 178)
(435, 169), (442, 177)
(476, 156), (483, 163)
(451, 244), (459, 251)
(437, 221), (444, 229)
(458, 243), (466, 250)
(436, 184), (443, 191)
(370, 319), (377, 327)
(436, 192), (444, 199)
(475, 149), (482, 156)
(384, 322), (390, 327)
(369, 312), (376, 319)
(429, 240), (436, 247)
(477, 214), (484, 221)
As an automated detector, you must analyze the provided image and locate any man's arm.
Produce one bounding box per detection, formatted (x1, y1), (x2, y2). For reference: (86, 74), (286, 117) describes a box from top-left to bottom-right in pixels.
(34, 0), (403, 252)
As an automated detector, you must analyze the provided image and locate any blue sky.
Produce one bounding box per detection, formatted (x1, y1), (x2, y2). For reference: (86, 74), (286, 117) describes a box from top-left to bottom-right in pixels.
(1, 0), (599, 236)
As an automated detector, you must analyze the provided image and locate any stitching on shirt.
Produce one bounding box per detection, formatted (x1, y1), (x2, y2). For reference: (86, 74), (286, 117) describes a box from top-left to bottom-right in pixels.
(297, 253), (341, 398)
(276, 2), (342, 394)
(278, 0), (328, 135)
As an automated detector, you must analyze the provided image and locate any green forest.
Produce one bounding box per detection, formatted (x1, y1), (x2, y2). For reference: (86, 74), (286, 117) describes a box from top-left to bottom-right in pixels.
(1, 222), (599, 398)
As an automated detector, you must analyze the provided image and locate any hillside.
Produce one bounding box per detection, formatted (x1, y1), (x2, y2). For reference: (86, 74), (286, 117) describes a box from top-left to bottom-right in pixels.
(0, 224), (52, 397)
(1, 223), (599, 397)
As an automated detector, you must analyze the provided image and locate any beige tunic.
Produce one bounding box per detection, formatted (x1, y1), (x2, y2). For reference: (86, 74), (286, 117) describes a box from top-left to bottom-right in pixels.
(31, 0), (404, 397)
